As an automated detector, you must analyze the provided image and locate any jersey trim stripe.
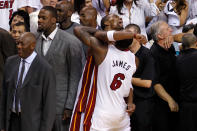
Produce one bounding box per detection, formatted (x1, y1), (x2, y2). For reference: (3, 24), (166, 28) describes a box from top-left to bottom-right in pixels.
(70, 56), (95, 131)
(83, 66), (98, 131)
(79, 56), (94, 112)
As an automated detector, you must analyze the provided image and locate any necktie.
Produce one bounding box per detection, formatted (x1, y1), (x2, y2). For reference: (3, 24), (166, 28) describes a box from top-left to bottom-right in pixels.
(15, 59), (25, 113)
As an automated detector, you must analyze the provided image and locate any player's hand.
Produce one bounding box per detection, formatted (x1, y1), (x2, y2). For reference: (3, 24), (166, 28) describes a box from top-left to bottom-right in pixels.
(126, 103), (136, 116)
(168, 99), (179, 112)
(163, 35), (174, 49)
(1, 129), (5, 131)
(135, 34), (147, 45)
(62, 109), (72, 120)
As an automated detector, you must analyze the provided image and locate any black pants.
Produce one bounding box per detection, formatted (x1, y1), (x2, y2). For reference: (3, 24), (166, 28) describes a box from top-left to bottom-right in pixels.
(131, 98), (154, 131)
(9, 112), (21, 131)
(52, 115), (71, 131)
(152, 101), (179, 131)
(179, 102), (197, 131)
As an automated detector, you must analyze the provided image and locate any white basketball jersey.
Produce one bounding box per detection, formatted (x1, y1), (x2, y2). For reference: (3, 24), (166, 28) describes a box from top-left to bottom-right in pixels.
(0, 0), (28, 31)
(93, 45), (136, 117)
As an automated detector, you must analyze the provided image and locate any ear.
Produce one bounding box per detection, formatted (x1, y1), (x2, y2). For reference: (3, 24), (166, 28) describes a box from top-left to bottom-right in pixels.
(93, 15), (97, 20)
(51, 17), (57, 24)
(195, 41), (197, 47)
(157, 34), (164, 40)
(30, 43), (36, 50)
(67, 10), (73, 17)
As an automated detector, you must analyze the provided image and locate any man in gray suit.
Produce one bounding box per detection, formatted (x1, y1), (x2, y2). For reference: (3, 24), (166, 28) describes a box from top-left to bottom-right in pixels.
(0, 32), (56, 131)
(36, 6), (85, 131)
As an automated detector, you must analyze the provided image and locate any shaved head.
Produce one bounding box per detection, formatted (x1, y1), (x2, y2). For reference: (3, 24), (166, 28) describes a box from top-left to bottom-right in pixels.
(81, 6), (97, 15)
(182, 33), (197, 50)
(57, 1), (74, 12)
(56, 1), (74, 23)
(79, 6), (97, 27)
(21, 32), (36, 45)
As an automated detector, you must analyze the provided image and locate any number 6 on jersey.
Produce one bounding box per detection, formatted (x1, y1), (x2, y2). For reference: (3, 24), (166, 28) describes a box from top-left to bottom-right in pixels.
(110, 73), (125, 90)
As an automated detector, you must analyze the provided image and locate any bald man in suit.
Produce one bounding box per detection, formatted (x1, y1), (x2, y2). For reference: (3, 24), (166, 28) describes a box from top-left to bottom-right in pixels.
(0, 32), (56, 131)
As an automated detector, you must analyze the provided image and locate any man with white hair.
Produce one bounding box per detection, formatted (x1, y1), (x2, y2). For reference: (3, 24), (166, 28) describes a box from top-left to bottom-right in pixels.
(150, 21), (179, 131)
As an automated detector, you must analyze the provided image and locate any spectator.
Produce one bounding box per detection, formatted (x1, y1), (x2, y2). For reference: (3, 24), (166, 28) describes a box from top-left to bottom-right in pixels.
(36, 6), (84, 131)
(125, 24), (155, 131)
(55, 1), (86, 63)
(29, 0), (58, 35)
(110, 0), (158, 39)
(71, 0), (102, 26)
(0, 32), (56, 131)
(150, 21), (179, 131)
(9, 10), (30, 31)
(11, 22), (30, 44)
(163, 0), (189, 34)
(79, 6), (101, 56)
(176, 33), (197, 131)
(79, 6), (98, 28)
(56, 1), (79, 34)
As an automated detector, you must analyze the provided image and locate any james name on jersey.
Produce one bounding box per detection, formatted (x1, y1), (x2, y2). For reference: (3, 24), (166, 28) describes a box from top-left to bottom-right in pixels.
(112, 60), (131, 71)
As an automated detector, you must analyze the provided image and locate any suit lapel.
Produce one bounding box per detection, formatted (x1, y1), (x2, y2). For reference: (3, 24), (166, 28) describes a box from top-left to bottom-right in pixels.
(21, 55), (39, 89)
(36, 36), (43, 55)
(9, 56), (21, 106)
(12, 57), (21, 90)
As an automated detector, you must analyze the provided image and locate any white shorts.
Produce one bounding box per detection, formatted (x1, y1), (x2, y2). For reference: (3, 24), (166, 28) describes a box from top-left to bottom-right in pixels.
(90, 110), (131, 131)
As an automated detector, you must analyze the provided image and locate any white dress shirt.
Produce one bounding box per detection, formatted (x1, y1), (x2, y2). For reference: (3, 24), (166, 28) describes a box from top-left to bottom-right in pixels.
(13, 51), (37, 112)
(30, 10), (40, 35)
(110, 0), (158, 38)
(41, 27), (58, 56)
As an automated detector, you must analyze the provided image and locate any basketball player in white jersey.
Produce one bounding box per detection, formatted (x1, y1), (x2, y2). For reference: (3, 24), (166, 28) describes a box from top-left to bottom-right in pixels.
(70, 24), (145, 131)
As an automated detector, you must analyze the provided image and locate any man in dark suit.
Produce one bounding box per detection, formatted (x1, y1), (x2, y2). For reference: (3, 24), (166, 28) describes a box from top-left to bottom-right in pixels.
(0, 28), (16, 94)
(0, 32), (56, 131)
(36, 6), (85, 131)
